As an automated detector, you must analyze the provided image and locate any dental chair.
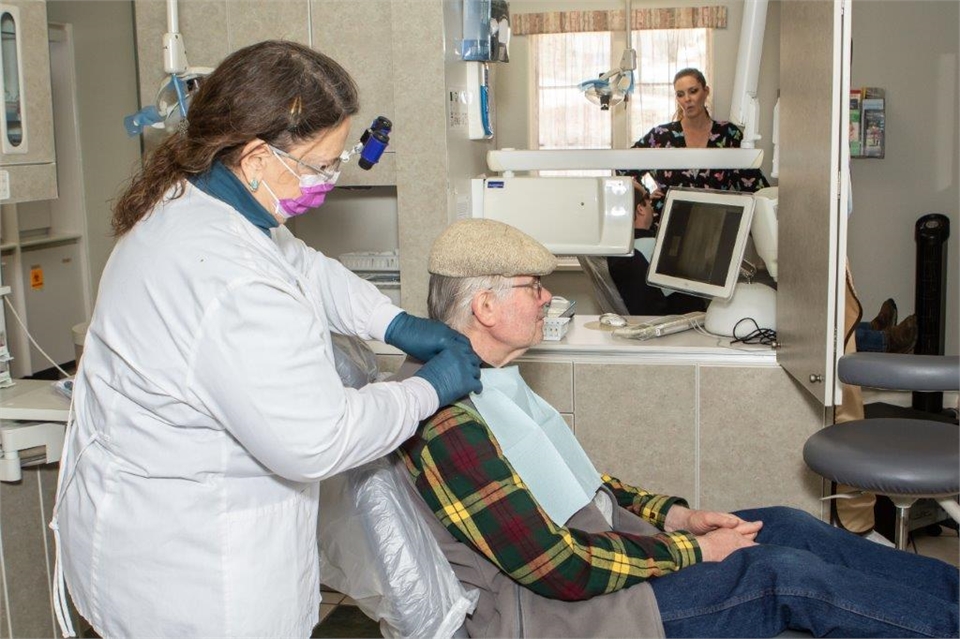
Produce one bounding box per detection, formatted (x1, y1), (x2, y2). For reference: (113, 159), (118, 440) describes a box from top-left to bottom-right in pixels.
(321, 338), (814, 637)
(803, 352), (960, 549)
(576, 255), (630, 316)
(320, 336), (477, 638)
(318, 456), (477, 638)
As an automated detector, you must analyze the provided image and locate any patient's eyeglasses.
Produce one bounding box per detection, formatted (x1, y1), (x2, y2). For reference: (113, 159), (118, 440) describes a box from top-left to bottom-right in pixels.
(510, 276), (543, 299)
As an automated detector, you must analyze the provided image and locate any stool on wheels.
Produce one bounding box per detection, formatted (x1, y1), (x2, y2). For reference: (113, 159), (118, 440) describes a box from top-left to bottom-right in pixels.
(803, 352), (960, 550)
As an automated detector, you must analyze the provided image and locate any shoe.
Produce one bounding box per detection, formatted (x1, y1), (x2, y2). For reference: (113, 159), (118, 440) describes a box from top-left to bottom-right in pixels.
(863, 529), (896, 547)
(883, 314), (918, 353)
(869, 298), (898, 331)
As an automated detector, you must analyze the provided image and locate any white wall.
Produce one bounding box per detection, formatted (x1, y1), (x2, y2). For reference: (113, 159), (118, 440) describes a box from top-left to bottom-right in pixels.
(46, 1), (141, 296)
(848, 0), (959, 356)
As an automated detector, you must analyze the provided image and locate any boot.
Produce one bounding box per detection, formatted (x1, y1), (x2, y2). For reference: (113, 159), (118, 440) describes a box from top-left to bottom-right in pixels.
(869, 298), (898, 331)
(883, 314), (917, 353)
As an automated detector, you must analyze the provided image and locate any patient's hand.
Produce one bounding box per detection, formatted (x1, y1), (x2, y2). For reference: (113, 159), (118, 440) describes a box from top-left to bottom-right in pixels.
(665, 506), (763, 538)
(697, 528), (758, 562)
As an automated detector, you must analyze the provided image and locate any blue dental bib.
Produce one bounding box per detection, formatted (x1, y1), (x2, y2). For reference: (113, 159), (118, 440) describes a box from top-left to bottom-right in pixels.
(470, 366), (602, 525)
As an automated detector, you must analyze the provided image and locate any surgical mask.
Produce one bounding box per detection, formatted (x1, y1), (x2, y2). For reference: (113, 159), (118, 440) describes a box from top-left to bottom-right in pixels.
(261, 146), (340, 218)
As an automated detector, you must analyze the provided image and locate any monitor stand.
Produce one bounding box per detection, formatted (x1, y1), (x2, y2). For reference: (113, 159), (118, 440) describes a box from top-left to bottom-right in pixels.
(704, 282), (777, 338)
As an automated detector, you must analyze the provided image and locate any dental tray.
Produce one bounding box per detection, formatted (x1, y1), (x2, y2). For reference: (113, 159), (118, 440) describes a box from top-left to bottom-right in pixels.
(542, 317), (571, 341)
(613, 311), (706, 341)
(338, 250), (399, 272)
(546, 297), (576, 318)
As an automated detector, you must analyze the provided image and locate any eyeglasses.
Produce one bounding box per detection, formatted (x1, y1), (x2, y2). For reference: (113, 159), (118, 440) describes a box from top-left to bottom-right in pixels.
(510, 276), (544, 299)
(269, 144), (349, 182)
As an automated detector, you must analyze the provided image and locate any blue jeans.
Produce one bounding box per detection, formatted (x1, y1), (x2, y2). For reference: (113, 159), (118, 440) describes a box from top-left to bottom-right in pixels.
(649, 506), (959, 637)
(855, 321), (886, 352)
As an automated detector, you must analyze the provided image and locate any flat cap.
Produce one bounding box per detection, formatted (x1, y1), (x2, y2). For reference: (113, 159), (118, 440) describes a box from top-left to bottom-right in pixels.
(429, 219), (558, 277)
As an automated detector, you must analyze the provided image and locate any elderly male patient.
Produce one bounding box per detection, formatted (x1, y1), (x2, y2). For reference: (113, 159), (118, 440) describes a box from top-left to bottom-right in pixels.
(396, 218), (959, 638)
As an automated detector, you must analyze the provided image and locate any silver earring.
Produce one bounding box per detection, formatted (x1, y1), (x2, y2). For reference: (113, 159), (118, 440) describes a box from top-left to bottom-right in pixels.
(248, 178), (260, 192)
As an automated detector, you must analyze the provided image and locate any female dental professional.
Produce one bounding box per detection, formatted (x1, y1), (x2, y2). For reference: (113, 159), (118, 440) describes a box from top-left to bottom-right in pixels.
(627, 67), (770, 223)
(50, 40), (481, 638)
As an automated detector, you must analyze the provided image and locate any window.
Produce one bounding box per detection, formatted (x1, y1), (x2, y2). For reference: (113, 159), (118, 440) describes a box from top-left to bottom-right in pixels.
(630, 29), (712, 140)
(535, 32), (612, 150)
(533, 28), (712, 153)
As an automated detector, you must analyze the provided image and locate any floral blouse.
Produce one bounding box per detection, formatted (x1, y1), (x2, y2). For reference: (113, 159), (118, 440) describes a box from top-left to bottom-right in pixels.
(625, 119), (770, 217)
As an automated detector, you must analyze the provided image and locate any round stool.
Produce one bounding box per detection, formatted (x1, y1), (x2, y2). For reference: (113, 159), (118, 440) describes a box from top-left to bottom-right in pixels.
(803, 418), (959, 549)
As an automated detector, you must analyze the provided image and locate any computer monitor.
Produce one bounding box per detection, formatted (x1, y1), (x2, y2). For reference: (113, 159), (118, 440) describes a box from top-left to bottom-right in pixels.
(646, 187), (756, 301)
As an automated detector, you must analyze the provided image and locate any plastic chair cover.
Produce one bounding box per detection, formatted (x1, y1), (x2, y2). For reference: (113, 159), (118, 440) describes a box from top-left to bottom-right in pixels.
(321, 334), (477, 638)
(319, 457), (478, 638)
(331, 333), (380, 390)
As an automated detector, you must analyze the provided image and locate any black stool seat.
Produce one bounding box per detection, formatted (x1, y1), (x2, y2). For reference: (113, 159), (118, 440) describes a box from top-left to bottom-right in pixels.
(803, 418), (959, 496)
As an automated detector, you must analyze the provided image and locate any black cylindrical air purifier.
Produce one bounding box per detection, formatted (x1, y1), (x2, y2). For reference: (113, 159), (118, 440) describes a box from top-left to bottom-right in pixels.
(913, 213), (950, 413)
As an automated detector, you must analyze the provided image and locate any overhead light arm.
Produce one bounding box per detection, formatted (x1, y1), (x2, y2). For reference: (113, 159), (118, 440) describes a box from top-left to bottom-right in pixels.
(579, 0), (637, 110)
(163, 0), (188, 75)
(729, 0), (769, 149)
(124, 0), (213, 136)
(486, 148), (764, 173)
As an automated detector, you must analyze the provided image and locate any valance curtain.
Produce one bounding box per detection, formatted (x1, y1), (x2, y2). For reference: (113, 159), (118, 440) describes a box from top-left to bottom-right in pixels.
(513, 6), (727, 36)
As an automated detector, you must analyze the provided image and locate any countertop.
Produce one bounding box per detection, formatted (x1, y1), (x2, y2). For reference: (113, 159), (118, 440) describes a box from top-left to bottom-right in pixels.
(369, 315), (777, 366)
(0, 379), (71, 422)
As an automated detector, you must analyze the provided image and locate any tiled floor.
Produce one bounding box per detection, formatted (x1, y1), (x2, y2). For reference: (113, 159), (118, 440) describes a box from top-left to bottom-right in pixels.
(913, 523), (960, 567)
(318, 586), (359, 625)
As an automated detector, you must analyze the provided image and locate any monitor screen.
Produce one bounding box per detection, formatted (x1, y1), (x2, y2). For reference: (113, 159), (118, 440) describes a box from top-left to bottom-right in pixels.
(646, 188), (756, 300)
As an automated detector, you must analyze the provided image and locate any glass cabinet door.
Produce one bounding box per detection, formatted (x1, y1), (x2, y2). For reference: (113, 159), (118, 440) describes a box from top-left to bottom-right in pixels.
(0, 5), (26, 155)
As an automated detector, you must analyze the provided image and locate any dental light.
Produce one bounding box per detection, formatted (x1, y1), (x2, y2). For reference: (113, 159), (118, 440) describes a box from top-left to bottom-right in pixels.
(579, 0), (636, 110)
(579, 49), (636, 111)
(124, 0), (213, 136)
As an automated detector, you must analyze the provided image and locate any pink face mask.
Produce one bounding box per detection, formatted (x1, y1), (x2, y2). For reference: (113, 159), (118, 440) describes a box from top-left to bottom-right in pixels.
(263, 147), (340, 219)
(274, 180), (336, 218)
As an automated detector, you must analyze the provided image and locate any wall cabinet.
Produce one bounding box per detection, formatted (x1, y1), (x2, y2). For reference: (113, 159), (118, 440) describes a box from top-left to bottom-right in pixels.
(0, 0), (56, 204)
(516, 357), (825, 516)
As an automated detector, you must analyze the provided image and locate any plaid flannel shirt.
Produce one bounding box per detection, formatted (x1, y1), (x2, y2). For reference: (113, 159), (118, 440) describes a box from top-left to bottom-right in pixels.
(398, 403), (702, 602)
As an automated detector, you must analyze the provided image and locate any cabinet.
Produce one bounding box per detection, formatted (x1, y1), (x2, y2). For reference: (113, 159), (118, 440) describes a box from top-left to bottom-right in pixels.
(516, 355), (825, 517)
(0, 23), (90, 378)
(0, 0), (56, 204)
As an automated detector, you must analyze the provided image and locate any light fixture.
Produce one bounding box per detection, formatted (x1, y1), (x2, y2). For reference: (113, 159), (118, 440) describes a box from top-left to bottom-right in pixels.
(124, 0), (213, 136)
(579, 49), (636, 111)
(579, 0), (636, 110)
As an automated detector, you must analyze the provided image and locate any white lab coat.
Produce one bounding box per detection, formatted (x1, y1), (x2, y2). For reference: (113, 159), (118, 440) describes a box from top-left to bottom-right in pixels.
(52, 184), (436, 637)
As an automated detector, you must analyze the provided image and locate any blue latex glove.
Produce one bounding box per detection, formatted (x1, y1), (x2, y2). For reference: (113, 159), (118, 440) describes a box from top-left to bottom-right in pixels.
(414, 341), (483, 407)
(385, 312), (469, 362)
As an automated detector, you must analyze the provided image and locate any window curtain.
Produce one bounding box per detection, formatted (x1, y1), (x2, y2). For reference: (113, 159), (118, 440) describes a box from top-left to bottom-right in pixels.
(630, 28), (713, 138)
(514, 6), (727, 36)
(534, 31), (612, 151)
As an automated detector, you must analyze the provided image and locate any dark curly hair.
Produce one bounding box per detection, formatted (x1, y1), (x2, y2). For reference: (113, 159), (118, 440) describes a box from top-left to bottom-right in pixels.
(112, 40), (359, 236)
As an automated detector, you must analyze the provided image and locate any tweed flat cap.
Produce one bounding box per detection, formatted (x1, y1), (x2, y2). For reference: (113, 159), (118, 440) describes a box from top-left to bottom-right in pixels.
(429, 219), (558, 277)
